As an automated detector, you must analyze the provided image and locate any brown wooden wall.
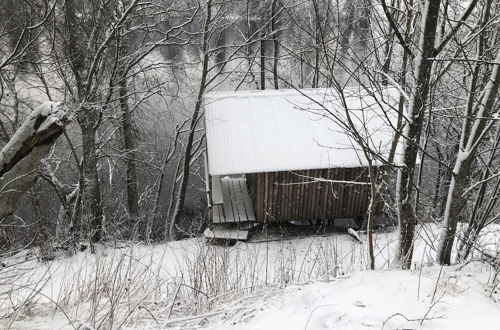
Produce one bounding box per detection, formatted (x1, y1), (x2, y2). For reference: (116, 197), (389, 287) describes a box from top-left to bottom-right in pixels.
(246, 167), (380, 222)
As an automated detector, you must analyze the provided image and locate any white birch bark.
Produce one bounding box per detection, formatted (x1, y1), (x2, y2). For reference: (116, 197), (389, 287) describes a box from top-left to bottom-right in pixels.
(437, 49), (500, 265)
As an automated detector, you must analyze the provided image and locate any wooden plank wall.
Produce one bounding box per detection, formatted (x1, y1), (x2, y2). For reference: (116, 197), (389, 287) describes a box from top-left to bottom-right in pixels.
(246, 167), (380, 222)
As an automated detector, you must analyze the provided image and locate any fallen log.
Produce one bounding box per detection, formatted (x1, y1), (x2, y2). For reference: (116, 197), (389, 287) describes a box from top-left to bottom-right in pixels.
(0, 102), (70, 219)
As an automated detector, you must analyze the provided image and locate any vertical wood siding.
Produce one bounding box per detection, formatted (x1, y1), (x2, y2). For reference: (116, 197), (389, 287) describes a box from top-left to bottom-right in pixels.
(246, 167), (380, 222)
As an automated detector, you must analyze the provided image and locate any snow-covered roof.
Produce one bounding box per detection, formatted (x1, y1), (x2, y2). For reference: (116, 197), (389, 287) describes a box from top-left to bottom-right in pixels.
(205, 87), (400, 175)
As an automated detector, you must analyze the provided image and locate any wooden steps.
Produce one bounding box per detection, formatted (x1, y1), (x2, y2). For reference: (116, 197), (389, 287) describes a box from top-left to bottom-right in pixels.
(204, 228), (250, 241)
(212, 176), (256, 224)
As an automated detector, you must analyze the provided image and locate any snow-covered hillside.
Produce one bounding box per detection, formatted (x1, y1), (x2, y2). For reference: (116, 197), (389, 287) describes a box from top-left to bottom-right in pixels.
(1, 224), (499, 329)
(206, 266), (500, 330)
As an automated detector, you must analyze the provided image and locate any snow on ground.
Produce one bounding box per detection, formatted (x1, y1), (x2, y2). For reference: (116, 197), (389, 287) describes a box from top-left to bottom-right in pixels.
(1, 224), (499, 330)
(207, 265), (500, 330)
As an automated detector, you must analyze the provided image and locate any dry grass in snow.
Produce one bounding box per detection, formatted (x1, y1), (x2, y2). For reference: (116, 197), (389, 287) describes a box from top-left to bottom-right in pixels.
(0, 224), (498, 330)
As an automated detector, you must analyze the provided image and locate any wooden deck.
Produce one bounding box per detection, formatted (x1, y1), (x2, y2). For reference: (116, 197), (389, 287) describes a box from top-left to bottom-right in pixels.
(212, 177), (256, 223)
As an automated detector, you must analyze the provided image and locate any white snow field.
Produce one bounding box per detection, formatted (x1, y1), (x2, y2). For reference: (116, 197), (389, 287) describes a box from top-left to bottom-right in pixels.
(0, 224), (499, 330)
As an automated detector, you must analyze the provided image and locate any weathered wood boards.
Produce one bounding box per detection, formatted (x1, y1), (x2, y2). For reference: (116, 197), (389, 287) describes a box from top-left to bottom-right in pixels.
(212, 176), (256, 223)
(204, 227), (250, 241)
(211, 175), (223, 204)
(209, 167), (382, 225)
(246, 167), (381, 222)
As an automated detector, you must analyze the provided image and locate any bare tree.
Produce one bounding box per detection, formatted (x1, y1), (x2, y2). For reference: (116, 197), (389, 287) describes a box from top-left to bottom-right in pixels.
(169, 0), (214, 241)
(382, 0), (479, 268)
(437, 47), (500, 265)
(168, 0), (272, 240)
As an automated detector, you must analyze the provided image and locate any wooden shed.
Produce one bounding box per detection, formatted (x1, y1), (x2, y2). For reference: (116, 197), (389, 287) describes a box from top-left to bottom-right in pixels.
(203, 87), (398, 240)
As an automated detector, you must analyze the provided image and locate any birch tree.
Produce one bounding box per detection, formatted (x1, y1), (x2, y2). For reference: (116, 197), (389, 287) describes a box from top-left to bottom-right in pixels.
(437, 44), (500, 265)
(383, 0), (479, 268)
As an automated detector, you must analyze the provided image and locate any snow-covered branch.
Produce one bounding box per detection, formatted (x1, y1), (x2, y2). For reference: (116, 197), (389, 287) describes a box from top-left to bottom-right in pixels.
(0, 102), (70, 219)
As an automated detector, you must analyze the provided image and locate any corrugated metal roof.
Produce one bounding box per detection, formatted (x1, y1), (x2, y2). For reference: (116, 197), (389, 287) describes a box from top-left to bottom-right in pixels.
(205, 87), (400, 175)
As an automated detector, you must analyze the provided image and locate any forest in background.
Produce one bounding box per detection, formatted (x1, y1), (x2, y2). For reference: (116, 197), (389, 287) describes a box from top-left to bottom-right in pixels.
(0, 0), (499, 270)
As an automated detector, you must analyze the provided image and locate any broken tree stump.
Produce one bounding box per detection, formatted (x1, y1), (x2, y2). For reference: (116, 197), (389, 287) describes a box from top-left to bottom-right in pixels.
(0, 102), (70, 219)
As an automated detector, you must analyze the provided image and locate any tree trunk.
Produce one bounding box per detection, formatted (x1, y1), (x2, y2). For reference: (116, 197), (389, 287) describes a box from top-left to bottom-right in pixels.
(458, 139), (500, 261)
(443, 0), (494, 263)
(260, 31), (266, 90)
(396, 0), (441, 269)
(169, 0), (212, 241)
(148, 122), (183, 242)
(271, 0), (280, 90)
(0, 102), (69, 219)
(436, 158), (471, 264)
(77, 108), (103, 244)
(63, 0), (107, 244)
(381, 38), (394, 86)
(39, 163), (78, 242)
(362, 0), (414, 231)
(119, 76), (139, 225)
(312, 10), (320, 88)
(458, 175), (500, 261)
(437, 48), (500, 265)
(366, 162), (377, 270)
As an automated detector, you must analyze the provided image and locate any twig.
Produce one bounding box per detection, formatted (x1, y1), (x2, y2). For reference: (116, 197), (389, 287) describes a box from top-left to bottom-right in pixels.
(304, 304), (338, 330)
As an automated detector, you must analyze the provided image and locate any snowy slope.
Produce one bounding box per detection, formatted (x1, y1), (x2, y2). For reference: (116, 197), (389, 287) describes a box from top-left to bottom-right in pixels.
(208, 266), (500, 330)
(1, 224), (499, 330)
